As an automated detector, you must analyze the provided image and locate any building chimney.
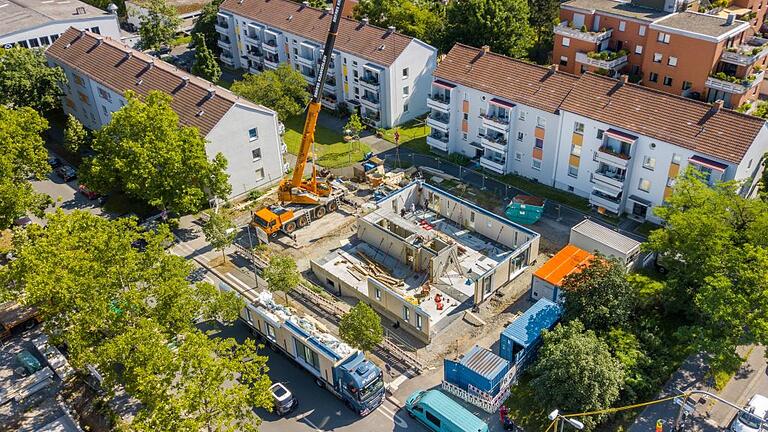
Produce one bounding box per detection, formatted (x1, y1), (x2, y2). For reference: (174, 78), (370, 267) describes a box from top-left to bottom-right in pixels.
(180, 76), (189, 89)
(362, 17), (369, 25)
(481, 45), (490, 54)
(713, 99), (724, 111)
(106, 2), (118, 14)
(387, 25), (396, 33)
(620, 74), (628, 84)
(725, 13), (736, 25)
(550, 64), (559, 72)
(301, 0), (309, 7)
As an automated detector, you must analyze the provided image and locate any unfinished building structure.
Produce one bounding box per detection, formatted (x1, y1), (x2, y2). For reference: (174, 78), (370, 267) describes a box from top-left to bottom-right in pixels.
(311, 181), (540, 343)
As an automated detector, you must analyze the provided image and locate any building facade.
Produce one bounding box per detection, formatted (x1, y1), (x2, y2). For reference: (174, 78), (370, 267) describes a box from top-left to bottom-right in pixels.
(46, 28), (286, 200)
(553, 0), (768, 109)
(0, 0), (120, 49)
(431, 44), (768, 224)
(214, 0), (437, 128)
(125, 0), (207, 33)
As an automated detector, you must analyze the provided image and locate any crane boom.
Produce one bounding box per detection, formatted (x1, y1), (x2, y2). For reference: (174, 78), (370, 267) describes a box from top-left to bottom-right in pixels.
(287, 0), (346, 192)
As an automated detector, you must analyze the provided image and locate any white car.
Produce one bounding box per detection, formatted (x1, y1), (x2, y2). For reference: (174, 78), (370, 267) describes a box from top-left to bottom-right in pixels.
(732, 394), (768, 432)
(269, 382), (297, 416)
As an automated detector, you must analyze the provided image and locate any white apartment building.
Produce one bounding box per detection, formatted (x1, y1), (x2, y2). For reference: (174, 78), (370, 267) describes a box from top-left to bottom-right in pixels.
(215, 0), (437, 128)
(0, 0), (119, 49)
(46, 28), (286, 200)
(433, 44), (768, 224)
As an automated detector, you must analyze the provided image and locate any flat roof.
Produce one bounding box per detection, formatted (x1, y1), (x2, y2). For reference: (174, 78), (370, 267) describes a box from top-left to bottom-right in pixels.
(534, 245), (593, 287)
(502, 298), (561, 348)
(414, 390), (489, 431)
(652, 11), (748, 38)
(570, 219), (641, 254)
(460, 345), (509, 381)
(126, 0), (206, 15)
(562, 0), (668, 21)
(0, 0), (110, 35)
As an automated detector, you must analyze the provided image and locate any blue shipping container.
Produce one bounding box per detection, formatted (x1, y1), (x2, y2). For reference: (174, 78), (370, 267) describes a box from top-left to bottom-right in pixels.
(444, 345), (510, 396)
(499, 298), (561, 364)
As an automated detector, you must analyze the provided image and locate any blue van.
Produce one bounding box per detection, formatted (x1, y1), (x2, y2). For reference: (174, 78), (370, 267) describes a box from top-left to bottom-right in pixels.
(405, 389), (489, 432)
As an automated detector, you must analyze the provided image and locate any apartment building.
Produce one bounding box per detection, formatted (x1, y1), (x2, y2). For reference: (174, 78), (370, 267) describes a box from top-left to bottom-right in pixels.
(215, 0), (437, 128)
(125, 0), (207, 33)
(431, 44), (768, 224)
(0, 0), (120, 48)
(553, 0), (768, 109)
(46, 28), (286, 199)
(427, 44), (578, 182)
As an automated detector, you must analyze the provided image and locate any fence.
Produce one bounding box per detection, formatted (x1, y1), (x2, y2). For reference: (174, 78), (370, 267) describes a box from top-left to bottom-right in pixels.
(441, 364), (517, 413)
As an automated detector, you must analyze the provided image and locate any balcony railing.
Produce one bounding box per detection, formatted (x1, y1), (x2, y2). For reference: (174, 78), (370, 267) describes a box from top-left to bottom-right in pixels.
(481, 113), (511, 131)
(262, 39), (278, 53)
(326, 77), (337, 88)
(553, 22), (612, 43)
(595, 147), (631, 168)
(427, 134), (449, 151)
(214, 21), (229, 33)
(590, 191), (621, 213)
(705, 70), (765, 94)
(362, 113), (381, 127)
(263, 57), (279, 69)
(361, 94), (380, 107)
(575, 50), (628, 70)
(361, 75), (380, 90)
(721, 38), (768, 66)
(217, 38), (231, 49)
(480, 157), (506, 174)
(480, 134), (507, 152)
(427, 94), (451, 112)
(593, 171), (626, 190)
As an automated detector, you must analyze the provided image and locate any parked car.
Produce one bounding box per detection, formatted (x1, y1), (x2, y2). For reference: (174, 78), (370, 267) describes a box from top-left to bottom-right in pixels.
(269, 383), (298, 416)
(16, 349), (42, 375)
(78, 184), (100, 200)
(55, 165), (77, 181)
(731, 394), (768, 432)
(13, 216), (32, 227)
(47, 156), (62, 168)
(185, 267), (207, 283)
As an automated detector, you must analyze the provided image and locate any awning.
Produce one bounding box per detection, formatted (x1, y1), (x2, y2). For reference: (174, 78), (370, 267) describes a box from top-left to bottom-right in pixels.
(628, 195), (652, 206)
(490, 98), (515, 109)
(593, 184), (621, 198)
(689, 155), (728, 172)
(432, 79), (456, 89)
(605, 128), (638, 143)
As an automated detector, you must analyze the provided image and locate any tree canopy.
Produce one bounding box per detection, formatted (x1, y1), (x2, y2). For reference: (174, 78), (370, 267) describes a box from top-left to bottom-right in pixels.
(527, 0), (560, 61)
(202, 211), (236, 261)
(561, 253), (636, 332)
(339, 302), (383, 352)
(442, 0), (535, 58)
(262, 254), (300, 304)
(231, 64), (310, 121)
(63, 113), (89, 155)
(83, 90), (230, 214)
(137, 0), (182, 51)
(353, 0), (444, 47)
(191, 0), (225, 55)
(0, 47), (67, 113)
(530, 320), (625, 431)
(0, 106), (51, 228)
(191, 32), (221, 82)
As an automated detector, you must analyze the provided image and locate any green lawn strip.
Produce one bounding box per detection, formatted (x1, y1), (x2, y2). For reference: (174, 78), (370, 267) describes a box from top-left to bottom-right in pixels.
(504, 375), (549, 431)
(380, 118), (431, 145)
(282, 115), (370, 169)
(497, 173), (591, 212)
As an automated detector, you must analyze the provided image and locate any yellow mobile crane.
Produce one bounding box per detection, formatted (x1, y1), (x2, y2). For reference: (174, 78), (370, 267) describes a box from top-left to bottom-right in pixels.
(252, 0), (346, 236)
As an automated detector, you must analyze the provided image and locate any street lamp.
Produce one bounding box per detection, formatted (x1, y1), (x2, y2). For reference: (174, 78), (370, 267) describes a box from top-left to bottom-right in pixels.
(548, 410), (585, 431)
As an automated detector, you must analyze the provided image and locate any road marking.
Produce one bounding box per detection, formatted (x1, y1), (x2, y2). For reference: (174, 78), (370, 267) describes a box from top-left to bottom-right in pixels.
(377, 404), (408, 429)
(224, 272), (252, 291)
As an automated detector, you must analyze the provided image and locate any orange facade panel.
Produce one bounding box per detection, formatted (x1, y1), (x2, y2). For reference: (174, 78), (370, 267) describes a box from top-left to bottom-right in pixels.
(533, 147), (543, 160)
(569, 154), (580, 167)
(668, 162), (680, 179)
(664, 186), (673, 200)
(572, 132), (583, 146)
(535, 127), (545, 140)
(534, 244), (593, 287)
(462, 99), (469, 113)
(462, 120), (468, 132)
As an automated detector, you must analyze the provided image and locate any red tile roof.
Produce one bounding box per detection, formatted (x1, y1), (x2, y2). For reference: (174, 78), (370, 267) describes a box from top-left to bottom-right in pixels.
(561, 73), (765, 164)
(46, 27), (268, 135)
(433, 44), (579, 113)
(220, 0), (417, 66)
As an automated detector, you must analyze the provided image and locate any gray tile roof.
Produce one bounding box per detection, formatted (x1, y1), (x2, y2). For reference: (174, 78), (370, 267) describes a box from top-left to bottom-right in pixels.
(652, 11), (747, 37)
(0, 0), (110, 35)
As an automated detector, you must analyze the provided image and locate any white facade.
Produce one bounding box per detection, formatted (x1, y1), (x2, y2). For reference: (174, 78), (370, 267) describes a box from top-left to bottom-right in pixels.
(214, 11), (436, 128)
(54, 61), (285, 200)
(1, 15), (119, 49)
(125, 0), (203, 33)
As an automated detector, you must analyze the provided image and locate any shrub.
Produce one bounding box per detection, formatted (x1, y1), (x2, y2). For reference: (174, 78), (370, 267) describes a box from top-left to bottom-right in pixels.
(448, 152), (471, 166)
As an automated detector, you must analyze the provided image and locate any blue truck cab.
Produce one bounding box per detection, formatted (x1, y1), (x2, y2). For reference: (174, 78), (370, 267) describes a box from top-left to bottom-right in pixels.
(334, 351), (385, 415)
(406, 389), (489, 432)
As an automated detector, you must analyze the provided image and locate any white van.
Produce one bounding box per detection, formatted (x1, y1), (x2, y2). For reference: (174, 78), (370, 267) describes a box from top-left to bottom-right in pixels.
(732, 394), (768, 432)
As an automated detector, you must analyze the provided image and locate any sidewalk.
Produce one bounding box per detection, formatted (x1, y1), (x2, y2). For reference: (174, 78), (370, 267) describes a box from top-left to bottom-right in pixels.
(707, 346), (767, 427)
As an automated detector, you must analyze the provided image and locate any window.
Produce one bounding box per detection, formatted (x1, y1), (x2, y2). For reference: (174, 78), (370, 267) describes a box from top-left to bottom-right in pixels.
(425, 411), (441, 428)
(29, 38), (40, 48)
(354, 87), (359, 95)
(403, 103), (409, 112)
(416, 314), (422, 330)
(568, 165), (578, 177)
(515, 152), (522, 161)
(639, 25), (646, 36)
(532, 159), (542, 170)
(102, 105), (109, 117)
(463, 113), (469, 121)
(562, 37), (570, 47)
(39, 36), (50, 46)
(519, 111), (526, 121)
(653, 53), (662, 63)
(402, 86), (409, 96)
(353, 70), (359, 79)
(649, 72), (659, 82)
(663, 76), (673, 86)
(537, 116), (545, 128)
(98, 88), (111, 101)
(248, 127), (259, 141)
(462, 133), (467, 141)
(90, 27), (100, 34)
(619, 21), (626, 31)
(352, 60), (358, 66)
(682, 81), (692, 91)
(635, 45), (643, 55)
(402, 67), (409, 78)
(50, 34), (59, 42)
(643, 156), (656, 170)
(265, 323), (276, 339)
(573, 122), (584, 134)
(571, 144), (581, 156)
(559, 56), (568, 66)
(18, 40), (29, 48)
(252, 148), (262, 161)
(255, 168), (264, 180)
(672, 153), (682, 164)
(638, 178), (651, 192)
(295, 340), (320, 370)
(668, 56), (678, 67)
(402, 306), (410, 321)
(534, 138), (543, 149)
(517, 131), (524, 141)
(657, 32), (670, 43)
(375, 288), (381, 300)
(293, 47), (298, 55)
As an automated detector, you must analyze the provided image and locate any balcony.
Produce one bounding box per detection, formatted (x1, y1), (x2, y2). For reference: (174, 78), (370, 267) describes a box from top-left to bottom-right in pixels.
(325, 76), (337, 89)
(426, 111), (450, 132)
(217, 37), (231, 50)
(553, 22), (612, 43)
(720, 38), (768, 66)
(220, 51), (234, 66)
(263, 57), (279, 69)
(705, 70), (764, 94)
(576, 50), (628, 70)
(481, 113), (511, 132)
(596, 146), (631, 168)
(321, 94), (337, 110)
(480, 133), (507, 153)
(590, 191), (621, 214)
(214, 21), (229, 34)
(296, 52), (314, 67)
(245, 33), (260, 45)
(246, 47), (263, 60)
(361, 93), (380, 109)
(426, 133), (449, 152)
(427, 93), (451, 112)
(262, 39), (278, 54)
(592, 170), (626, 190)
(360, 74), (380, 91)
(480, 157), (506, 174)
(362, 111), (381, 128)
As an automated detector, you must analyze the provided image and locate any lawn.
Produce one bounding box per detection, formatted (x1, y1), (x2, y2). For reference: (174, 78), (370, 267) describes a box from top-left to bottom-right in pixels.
(282, 115), (370, 168)
(498, 172), (591, 212)
(380, 118), (431, 154)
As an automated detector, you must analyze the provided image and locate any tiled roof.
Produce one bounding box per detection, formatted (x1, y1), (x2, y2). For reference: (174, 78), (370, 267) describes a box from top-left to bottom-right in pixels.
(46, 28), (270, 136)
(219, 0), (416, 67)
(652, 11), (747, 38)
(560, 73), (765, 164)
(433, 44), (579, 113)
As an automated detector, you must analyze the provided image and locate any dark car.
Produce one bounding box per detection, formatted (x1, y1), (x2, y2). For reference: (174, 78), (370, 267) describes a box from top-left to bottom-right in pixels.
(55, 165), (77, 181)
(78, 184), (100, 200)
(186, 267), (207, 283)
(47, 156), (62, 168)
(269, 383), (298, 416)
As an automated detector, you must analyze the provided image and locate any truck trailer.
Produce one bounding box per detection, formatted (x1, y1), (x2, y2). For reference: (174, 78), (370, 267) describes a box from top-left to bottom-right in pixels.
(240, 291), (385, 416)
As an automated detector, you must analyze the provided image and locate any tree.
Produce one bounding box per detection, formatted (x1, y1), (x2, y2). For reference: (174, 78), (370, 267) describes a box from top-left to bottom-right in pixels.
(231, 64), (310, 121)
(339, 302), (383, 352)
(83, 90), (230, 214)
(0, 106), (51, 228)
(191, 0), (225, 55)
(353, 0), (445, 46)
(442, 0), (535, 58)
(561, 253), (636, 332)
(344, 113), (363, 138)
(201, 211), (236, 262)
(138, 0), (182, 51)
(63, 114), (89, 155)
(262, 254), (300, 304)
(191, 33), (221, 82)
(0, 46), (67, 113)
(530, 320), (625, 431)
(527, 0), (560, 62)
